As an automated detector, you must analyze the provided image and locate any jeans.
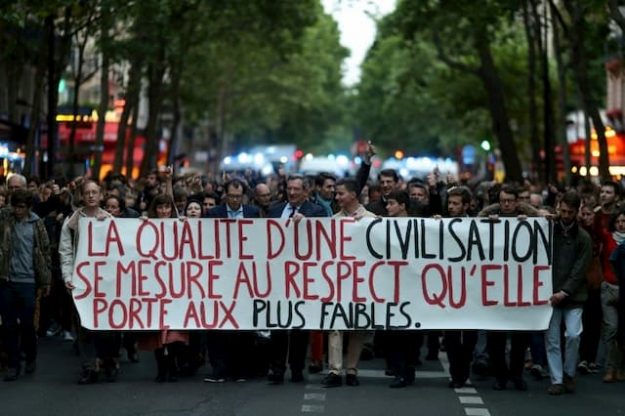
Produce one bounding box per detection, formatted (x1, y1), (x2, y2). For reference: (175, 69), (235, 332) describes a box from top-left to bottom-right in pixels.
(0, 282), (37, 370)
(545, 307), (583, 384)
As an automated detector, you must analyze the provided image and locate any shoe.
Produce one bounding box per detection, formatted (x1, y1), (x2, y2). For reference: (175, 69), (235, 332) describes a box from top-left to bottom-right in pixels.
(322, 373), (342, 388)
(448, 380), (465, 388)
(3, 368), (18, 382)
(563, 375), (575, 393)
(616, 370), (625, 382)
(390, 377), (408, 388)
(577, 360), (590, 375)
(25, 361), (36, 374)
(291, 370), (304, 383)
(62, 331), (75, 342)
(512, 377), (528, 391)
(603, 369), (616, 383)
(46, 323), (61, 337)
(530, 364), (548, 380)
(203, 375), (225, 383)
(267, 372), (284, 385)
(492, 380), (506, 390)
(235, 377), (247, 383)
(308, 363), (322, 374)
(127, 351), (139, 363)
(587, 362), (599, 374)
(547, 383), (565, 395)
(384, 369), (395, 377)
(345, 374), (359, 386)
(78, 368), (98, 385)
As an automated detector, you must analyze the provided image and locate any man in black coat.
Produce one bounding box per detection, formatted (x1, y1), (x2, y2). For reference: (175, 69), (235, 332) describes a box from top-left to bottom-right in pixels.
(203, 179), (259, 382)
(266, 174), (328, 384)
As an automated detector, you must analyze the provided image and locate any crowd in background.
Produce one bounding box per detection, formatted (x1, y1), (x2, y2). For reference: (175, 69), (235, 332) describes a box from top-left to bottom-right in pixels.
(0, 152), (623, 396)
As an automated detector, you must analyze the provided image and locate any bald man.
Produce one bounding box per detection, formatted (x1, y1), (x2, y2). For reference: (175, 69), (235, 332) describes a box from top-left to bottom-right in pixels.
(253, 183), (272, 217)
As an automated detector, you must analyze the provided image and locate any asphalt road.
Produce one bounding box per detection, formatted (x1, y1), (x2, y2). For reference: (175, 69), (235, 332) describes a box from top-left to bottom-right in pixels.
(1, 336), (624, 416)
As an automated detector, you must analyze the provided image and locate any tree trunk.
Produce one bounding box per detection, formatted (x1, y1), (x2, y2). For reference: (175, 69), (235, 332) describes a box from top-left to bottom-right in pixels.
(92, 8), (110, 181)
(167, 68), (182, 167)
(140, 50), (166, 177)
(474, 34), (523, 182)
(67, 34), (88, 178)
(551, 1), (571, 185)
(113, 60), (141, 175)
(562, 0), (610, 180)
(523, 0), (541, 181)
(23, 36), (47, 176)
(537, 0), (555, 184)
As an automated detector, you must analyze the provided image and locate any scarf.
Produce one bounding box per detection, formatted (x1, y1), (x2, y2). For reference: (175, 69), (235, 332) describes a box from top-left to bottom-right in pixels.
(613, 230), (625, 244)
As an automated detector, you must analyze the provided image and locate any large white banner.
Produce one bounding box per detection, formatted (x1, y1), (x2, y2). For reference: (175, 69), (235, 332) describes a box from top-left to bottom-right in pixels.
(71, 217), (553, 330)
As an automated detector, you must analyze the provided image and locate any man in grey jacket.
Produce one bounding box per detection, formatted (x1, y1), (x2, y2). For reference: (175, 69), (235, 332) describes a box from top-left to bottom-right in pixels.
(0, 189), (51, 381)
(546, 190), (591, 395)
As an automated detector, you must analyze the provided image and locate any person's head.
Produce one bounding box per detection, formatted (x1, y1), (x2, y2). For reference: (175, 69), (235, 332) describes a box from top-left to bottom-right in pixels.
(558, 190), (581, 225)
(499, 184), (519, 215)
(7, 174), (27, 195)
(286, 174), (308, 206)
(386, 190), (409, 217)
(82, 180), (102, 209)
(579, 202), (596, 227)
(203, 192), (218, 214)
(224, 179), (246, 211)
(447, 186), (472, 217)
(408, 181), (429, 205)
(185, 199), (202, 218)
(148, 194), (175, 219)
(316, 173), (336, 201)
(173, 187), (188, 214)
(368, 183), (382, 203)
(103, 195), (125, 217)
(378, 169), (399, 197)
(146, 170), (159, 189)
(611, 208), (625, 233)
(600, 181), (621, 208)
(529, 192), (543, 209)
(518, 188), (530, 204)
(254, 183), (272, 208)
(335, 178), (360, 212)
(10, 189), (34, 220)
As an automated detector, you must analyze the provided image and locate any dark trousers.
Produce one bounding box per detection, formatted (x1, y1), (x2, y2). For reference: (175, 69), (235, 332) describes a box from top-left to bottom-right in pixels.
(269, 329), (309, 375)
(0, 282), (37, 370)
(487, 331), (529, 382)
(386, 330), (419, 379)
(445, 330), (477, 384)
(207, 330), (255, 379)
(529, 331), (547, 367)
(579, 287), (602, 363)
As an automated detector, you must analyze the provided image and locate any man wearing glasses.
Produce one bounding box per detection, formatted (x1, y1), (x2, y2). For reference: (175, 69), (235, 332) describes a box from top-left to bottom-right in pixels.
(266, 174), (328, 384)
(203, 179), (259, 383)
(0, 189), (51, 381)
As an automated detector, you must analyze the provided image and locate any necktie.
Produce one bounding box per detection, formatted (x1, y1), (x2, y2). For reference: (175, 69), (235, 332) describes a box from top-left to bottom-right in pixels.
(289, 205), (296, 218)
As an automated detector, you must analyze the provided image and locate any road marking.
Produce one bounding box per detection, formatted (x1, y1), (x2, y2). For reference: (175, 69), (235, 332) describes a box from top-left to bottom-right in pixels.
(465, 408), (491, 416)
(459, 396), (484, 405)
(356, 369), (448, 379)
(455, 387), (478, 394)
(301, 404), (325, 413)
(439, 350), (493, 416)
(304, 393), (326, 401)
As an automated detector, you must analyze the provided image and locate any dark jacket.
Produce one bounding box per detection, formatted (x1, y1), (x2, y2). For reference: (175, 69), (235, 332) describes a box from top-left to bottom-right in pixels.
(609, 241), (625, 344)
(552, 220), (591, 307)
(0, 212), (51, 288)
(205, 204), (260, 219)
(267, 200), (327, 219)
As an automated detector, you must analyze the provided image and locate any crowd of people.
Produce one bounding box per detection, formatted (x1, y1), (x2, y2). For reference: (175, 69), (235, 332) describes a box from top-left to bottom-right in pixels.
(0, 147), (624, 396)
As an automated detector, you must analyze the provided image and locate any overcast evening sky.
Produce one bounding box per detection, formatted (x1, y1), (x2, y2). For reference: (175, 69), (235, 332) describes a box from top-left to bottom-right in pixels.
(322, 0), (397, 86)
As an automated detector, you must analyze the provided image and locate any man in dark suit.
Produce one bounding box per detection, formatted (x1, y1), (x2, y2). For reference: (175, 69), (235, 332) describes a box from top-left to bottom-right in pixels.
(203, 179), (259, 383)
(266, 174), (328, 384)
